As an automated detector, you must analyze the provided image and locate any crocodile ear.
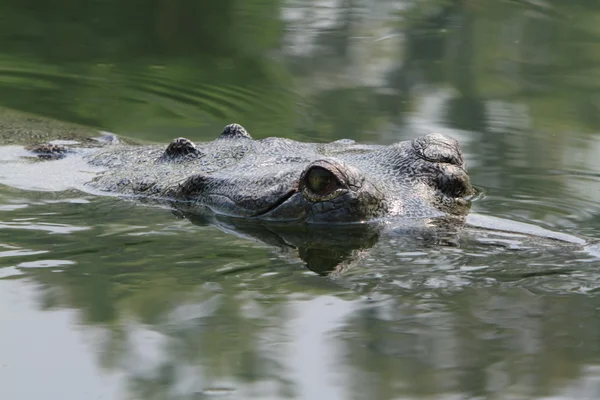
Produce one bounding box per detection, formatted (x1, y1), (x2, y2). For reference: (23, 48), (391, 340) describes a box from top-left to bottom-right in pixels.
(218, 123), (253, 140)
(159, 137), (204, 162)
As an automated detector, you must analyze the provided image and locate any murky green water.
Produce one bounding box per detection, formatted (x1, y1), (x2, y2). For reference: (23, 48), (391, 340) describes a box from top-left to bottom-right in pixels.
(2, 1), (600, 399)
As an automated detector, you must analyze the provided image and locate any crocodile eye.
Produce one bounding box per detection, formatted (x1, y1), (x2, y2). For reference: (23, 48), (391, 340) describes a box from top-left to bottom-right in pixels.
(305, 167), (338, 195)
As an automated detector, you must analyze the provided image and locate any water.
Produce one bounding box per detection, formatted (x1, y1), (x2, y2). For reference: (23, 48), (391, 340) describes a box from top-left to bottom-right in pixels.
(2, 0), (600, 398)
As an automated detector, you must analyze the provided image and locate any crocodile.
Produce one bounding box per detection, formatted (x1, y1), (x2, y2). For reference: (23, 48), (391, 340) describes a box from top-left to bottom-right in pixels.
(2, 112), (599, 274)
(21, 123), (475, 223)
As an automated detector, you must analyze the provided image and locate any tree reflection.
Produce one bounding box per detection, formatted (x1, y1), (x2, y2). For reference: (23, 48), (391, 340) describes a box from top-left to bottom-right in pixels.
(334, 288), (600, 399)
(6, 190), (600, 398)
(3, 0), (600, 398)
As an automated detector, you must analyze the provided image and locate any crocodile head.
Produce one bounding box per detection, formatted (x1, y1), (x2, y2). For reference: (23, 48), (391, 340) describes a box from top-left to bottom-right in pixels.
(166, 125), (474, 224)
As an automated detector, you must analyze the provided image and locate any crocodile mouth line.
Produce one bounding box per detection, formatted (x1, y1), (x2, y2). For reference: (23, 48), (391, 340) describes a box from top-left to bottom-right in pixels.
(250, 189), (298, 217)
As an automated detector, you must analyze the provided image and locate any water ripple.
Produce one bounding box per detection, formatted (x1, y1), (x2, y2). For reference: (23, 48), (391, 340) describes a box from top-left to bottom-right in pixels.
(0, 62), (297, 138)
(0, 221), (89, 234)
(0, 248), (48, 258)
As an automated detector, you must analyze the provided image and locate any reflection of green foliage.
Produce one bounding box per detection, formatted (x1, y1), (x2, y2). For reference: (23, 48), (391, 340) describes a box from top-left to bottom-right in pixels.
(471, 0), (600, 132)
(0, 0), (599, 143)
(5, 1), (600, 398)
(6, 192), (600, 399)
(0, 0), (282, 61)
(2, 195), (345, 397)
(299, 88), (388, 142)
(0, 0), (297, 141)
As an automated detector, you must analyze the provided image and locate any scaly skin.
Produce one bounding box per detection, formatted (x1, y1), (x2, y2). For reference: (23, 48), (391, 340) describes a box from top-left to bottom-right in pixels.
(83, 124), (474, 223)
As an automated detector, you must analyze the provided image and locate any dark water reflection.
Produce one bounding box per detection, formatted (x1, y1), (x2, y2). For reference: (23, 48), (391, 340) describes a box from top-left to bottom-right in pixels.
(3, 0), (600, 399)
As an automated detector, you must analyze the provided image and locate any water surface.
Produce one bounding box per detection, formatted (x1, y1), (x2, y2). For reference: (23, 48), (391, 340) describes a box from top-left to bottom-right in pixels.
(2, 1), (600, 399)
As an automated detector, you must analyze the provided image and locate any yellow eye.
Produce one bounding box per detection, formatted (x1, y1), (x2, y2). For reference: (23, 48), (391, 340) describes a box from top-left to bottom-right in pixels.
(306, 167), (336, 194)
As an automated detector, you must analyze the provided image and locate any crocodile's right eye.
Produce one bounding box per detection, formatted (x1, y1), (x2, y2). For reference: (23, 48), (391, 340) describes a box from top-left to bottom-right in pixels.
(305, 167), (340, 196)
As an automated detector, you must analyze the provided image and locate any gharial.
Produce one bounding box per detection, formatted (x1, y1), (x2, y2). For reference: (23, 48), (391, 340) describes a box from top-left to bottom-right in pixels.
(6, 117), (599, 274)
(16, 123), (475, 224)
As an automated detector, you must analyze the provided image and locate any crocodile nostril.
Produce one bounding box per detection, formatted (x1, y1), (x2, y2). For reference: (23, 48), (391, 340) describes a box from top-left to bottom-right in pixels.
(436, 168), (474, 198)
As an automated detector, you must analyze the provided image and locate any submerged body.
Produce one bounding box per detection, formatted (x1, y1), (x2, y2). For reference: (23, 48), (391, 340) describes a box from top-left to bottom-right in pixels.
(81, 124), (474, 223)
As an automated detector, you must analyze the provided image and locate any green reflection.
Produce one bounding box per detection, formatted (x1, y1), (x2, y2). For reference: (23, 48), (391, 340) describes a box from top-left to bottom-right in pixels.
(2, 0), (600, 399)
